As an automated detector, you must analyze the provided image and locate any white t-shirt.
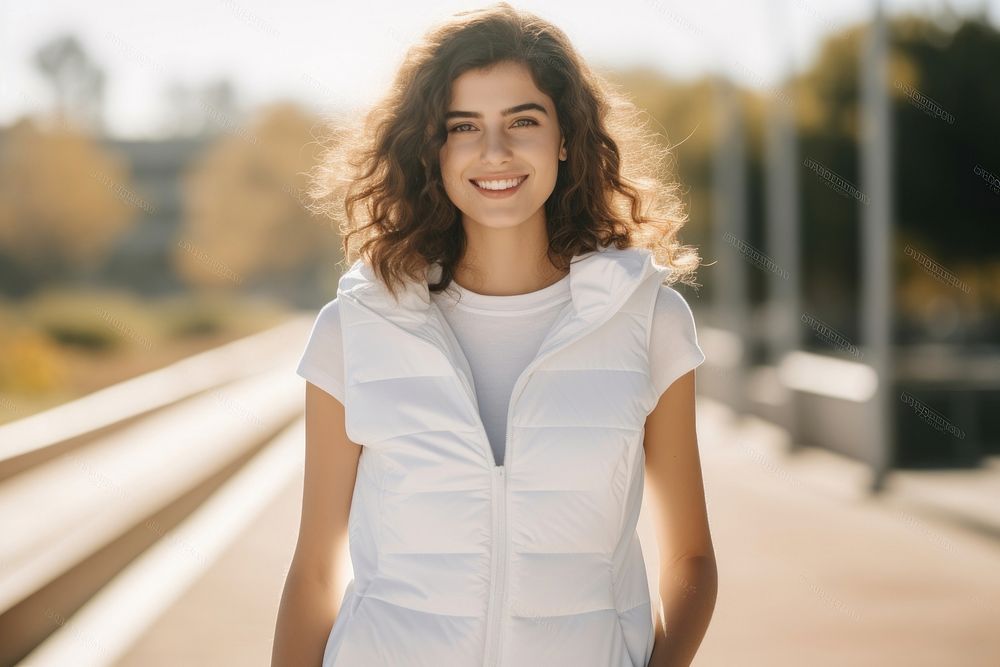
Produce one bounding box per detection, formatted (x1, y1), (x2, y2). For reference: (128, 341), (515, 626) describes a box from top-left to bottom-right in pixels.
(296, 275), (706, 464)
(429, 273), (573, 466)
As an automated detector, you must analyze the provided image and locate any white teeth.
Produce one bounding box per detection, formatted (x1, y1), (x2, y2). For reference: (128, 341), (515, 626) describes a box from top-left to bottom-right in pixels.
(473, 176), (525, 190)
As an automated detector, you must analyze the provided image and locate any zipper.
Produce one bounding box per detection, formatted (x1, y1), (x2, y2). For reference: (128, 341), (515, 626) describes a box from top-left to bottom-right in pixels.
(483, 464), (506, 666)
(480, 312), (574, 666)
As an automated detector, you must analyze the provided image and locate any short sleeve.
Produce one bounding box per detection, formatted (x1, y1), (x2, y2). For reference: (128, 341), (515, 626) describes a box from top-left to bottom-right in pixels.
(295, 298), (346, 402)
(649, 284), (706, 398)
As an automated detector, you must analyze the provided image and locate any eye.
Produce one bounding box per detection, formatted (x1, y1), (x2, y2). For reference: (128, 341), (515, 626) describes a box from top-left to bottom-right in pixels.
(447, 118), (539, 133)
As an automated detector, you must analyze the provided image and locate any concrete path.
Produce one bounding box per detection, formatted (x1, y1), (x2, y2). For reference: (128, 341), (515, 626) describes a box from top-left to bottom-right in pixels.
(689, 398), (1000, 667)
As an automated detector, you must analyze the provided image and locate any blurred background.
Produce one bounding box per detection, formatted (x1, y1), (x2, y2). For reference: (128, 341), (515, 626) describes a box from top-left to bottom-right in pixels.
(0, 0), (998, 665)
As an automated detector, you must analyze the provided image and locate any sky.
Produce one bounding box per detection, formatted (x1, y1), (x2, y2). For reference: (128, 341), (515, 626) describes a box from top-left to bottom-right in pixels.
(0, 0), (995, 139)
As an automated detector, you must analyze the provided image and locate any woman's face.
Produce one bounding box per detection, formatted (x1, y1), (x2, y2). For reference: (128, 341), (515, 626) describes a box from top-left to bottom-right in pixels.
(438, 61), (567, 232)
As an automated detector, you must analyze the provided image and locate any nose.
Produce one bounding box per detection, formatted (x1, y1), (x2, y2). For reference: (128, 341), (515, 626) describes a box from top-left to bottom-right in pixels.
(480, 128), (513, 165)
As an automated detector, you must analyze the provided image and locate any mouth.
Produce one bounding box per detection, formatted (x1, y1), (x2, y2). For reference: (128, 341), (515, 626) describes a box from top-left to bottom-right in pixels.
(469, 175), (528, 196)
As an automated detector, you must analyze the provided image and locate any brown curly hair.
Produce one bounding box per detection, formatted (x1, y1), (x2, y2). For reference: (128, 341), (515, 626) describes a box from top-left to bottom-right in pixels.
(306, 1), (701, 302)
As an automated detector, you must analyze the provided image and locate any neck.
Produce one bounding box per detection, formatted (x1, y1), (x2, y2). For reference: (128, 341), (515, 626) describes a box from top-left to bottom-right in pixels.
(455, 214), (568, 296)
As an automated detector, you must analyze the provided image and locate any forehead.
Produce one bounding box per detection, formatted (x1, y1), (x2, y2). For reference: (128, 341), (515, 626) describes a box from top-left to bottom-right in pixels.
(447, 61), (553, 112)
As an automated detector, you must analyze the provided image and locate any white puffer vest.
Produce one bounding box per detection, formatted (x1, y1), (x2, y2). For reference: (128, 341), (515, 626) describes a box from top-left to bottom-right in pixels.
(325, 243), (669, 667)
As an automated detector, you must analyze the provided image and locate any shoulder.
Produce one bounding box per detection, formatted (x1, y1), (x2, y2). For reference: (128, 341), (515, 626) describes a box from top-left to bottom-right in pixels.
(652, 283), (699, 324)
(306, 297), (342, 338)
(297, 297), (346, 401)
(317, 296), (341, 321)
(647, 283), (706, 395)
(648, 283), (703, 361)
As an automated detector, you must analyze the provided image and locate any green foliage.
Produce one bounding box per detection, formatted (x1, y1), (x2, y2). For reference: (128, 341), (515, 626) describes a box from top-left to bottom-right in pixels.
(43, 321), (119, 351)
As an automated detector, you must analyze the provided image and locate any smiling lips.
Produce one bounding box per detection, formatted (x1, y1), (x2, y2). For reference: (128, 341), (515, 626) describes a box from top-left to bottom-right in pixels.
(470, 175), (528, 192)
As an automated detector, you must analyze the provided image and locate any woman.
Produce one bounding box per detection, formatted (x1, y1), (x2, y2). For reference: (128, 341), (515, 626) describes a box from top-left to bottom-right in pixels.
(272, 3), (717, 666)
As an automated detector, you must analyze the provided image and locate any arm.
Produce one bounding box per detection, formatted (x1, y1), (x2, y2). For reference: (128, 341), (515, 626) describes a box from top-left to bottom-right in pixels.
(643, 369), (718, 667)
(271, 382), (362, 667)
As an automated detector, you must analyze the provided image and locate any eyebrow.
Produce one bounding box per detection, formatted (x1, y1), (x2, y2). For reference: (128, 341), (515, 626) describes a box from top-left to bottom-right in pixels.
(444, 102), (548, 121)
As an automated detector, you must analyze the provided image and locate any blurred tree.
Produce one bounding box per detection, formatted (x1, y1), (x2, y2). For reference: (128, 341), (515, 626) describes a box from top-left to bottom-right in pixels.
(790, 14), (1000, 342)
(890, 16), (1000, 273)
(787, 25), (865, 339)
(613, 14), (1000, 345)
(616, 70), (718, 229)
(608, 69), (717, 256)
(33, 33), (106, 135)
(0, 118), (138, 293)
(174, 102), (341, 297)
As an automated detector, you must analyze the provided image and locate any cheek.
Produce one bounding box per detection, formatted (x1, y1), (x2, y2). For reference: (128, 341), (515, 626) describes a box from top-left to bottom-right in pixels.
(517, 128), (561, 151)
(438, 147), (461, 189)
(439, 142), (472, 175)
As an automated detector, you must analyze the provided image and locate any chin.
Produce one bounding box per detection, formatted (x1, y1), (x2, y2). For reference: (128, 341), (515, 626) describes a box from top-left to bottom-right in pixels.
(468, 213), (533, 230)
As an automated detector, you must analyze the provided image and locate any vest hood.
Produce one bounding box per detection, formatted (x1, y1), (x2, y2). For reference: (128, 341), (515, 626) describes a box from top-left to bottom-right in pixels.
(336, 243), (667, 330)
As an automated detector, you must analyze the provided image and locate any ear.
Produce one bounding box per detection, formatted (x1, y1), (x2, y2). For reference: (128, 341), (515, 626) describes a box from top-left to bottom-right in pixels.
(559, 137), (567, 161)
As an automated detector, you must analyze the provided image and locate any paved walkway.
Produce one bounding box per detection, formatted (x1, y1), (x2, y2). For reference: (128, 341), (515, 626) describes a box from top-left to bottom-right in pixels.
(688, 398), (1000, 667)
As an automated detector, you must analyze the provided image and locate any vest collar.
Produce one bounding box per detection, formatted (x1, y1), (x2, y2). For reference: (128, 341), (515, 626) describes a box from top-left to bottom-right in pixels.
(337, 242), (664, 327)
(338, 244), (667, 457)
(337, 244), (667, 399)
